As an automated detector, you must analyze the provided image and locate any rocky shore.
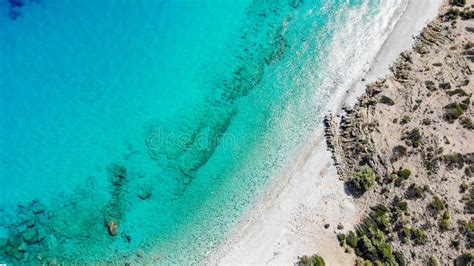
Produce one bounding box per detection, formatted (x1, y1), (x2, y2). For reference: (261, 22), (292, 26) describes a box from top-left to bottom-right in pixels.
(319, 0), (474, 264)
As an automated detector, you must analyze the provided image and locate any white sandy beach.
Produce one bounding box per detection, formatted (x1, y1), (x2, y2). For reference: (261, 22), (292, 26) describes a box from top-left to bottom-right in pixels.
(207, 0), (442, 264)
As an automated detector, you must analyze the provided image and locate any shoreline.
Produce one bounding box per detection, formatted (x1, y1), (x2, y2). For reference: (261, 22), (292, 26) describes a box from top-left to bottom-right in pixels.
(322, 0), (473, 263)
(206, 0), (443, 264)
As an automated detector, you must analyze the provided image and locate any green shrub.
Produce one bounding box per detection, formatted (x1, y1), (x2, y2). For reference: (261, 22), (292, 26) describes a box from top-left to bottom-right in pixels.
(428, 256), (440, 266)
(466, 165), (474, 177)
(357, 260), (374, 266)
(356, 235), (378, 261)
(351, 207), (399, 264)
(439, 82), (452, 90)
(391, 145), (407, 162)
(370, 205), (392, 233)
(439, 211), (451, 232)
(405, 184), (426, 200)
(380, 95), (395, 106)
(455, 253), (474, 266)
(444, 103), (465, 123)
(386, 173), (397, 183)
(400, 115), (411, 124)
(346, 231), (358, 248)
(445, 8), (460, 20)
(375, 241), (395, 263)
(395, 169), (411, 187)
(297, 254), (326, 266)
(411, 228), (428, 245)
(466, 198), (474, 214)
(376, 213), (391, 233)
(452, 239), (461, 250)
(424, 80), (437, 91)
(429, 196), (446, 217)
(442, 210), (450, 220)
(394, 176), (405, 187)
(450, 0), (466, 7)
(394, 251), (406, 266)
(400, 225), (411, 244)
(405, 128), (422, 147)
(370, 204), (388, 216)
(353, 167), (376, 192)
(337, 233), (346, 246)
(468, 186), (474, 214)
(397, 169), (411, 179)
(460, 117), (473, 130)
(393, 199), (408, 213)
(460, 9), (474, 19)
(447, 88), (469, 96)
(461, 98), (471, 110)
(441, 153), (465, 169)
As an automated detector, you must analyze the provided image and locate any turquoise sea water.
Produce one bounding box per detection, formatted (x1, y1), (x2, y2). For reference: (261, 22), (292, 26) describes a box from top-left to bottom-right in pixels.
(0, 0), (406, 263)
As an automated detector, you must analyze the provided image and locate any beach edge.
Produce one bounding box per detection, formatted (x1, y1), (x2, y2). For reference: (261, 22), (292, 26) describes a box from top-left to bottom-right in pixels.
(206, 0), (443, 264)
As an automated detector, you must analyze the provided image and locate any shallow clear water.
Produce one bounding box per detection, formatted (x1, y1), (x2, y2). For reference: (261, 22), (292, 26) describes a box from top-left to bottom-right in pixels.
(0, 0), (406, 263)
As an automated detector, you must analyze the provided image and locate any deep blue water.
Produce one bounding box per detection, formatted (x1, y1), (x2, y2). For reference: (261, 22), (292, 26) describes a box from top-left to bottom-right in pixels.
(0, 0), (406, 263)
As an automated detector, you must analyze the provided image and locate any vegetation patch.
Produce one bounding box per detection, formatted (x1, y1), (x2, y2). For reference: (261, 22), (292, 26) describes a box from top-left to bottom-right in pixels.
(404, 128), (422, 148)
(392, 196), (408, 214)
(439, 211), (451, 232)
(380, 95), (395, 106)
(391, 145), (407, 162)
(400, 115), (412, 124)
(411, 228), (428, 245)
(443, 103), (465, 123)
(422, 118), (432, 126)
(460, 98), (471, 110)
(441, 153), (466, 169)
(428, 256), (440, 266)
(460, 117), (473, 130)
(393, 168), (411, 187)
(352, 167), (376, 193)
(455, 253), (474, 266)
(465, 186), (474, 214)
(424, 80), (437, 91)
(429, 196), (446, 217)
(445, 8), (474, 20)
(397, 168), (411, 179)
(439, 82), (451, 90)
(297, 254), (326, 266)
(450, 0), (466, 7)
(345, 205), (398, 265)
(446, 88), (469, 96)
(405, 184), (427, 200)
(337, 233), (346, 246)
(466, 165), (474, 177)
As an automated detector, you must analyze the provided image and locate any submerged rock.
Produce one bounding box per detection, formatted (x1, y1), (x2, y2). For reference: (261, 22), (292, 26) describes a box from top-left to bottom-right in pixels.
(138, 186), (152, 200)
(31, 202), (46, 214)
(106, 220), (118, 236)
(21, 228), (38, 244)
(42, 234), (58, 250)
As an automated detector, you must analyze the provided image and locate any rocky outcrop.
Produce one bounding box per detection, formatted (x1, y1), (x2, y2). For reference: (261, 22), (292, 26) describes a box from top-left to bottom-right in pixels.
(323, 6), (474, 264)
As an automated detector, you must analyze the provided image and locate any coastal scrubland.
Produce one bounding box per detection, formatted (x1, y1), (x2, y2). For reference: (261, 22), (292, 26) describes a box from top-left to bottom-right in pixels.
(301, 0), (474, 265)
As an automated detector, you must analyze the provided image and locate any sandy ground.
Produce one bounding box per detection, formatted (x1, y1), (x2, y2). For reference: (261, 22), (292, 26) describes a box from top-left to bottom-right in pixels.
(206, 0), (443, 265)
(346, 0), (443, 108)
(207, 134), (358, 265)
